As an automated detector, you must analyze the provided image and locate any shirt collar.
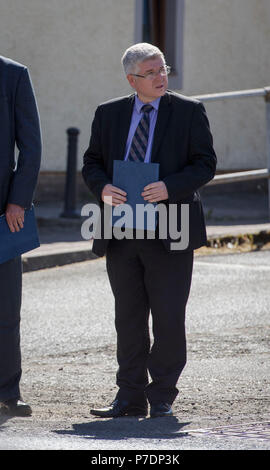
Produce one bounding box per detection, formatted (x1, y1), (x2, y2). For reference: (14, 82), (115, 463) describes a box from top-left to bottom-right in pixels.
(135, 95), (161, 113)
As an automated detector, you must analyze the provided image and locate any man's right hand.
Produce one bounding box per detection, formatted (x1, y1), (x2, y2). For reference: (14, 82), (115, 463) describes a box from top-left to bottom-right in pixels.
(5, 203), (25, 233)
(101, 184), (127, 206)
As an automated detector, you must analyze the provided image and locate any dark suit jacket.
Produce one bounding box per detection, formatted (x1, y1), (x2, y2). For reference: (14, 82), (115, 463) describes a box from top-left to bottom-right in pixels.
(82, 90), (217, 256)
(0, 56), (41, 215)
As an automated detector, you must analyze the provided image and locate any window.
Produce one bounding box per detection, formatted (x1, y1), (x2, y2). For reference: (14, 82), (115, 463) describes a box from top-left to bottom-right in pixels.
(135, 0), (184, 89)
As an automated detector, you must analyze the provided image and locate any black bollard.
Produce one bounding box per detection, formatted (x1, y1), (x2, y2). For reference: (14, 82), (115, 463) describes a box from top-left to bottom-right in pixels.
(61, 127), (80, 218)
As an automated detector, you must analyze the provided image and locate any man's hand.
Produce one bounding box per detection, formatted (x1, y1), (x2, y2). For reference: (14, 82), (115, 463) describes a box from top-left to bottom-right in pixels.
(141, 181), (168, 203)
(101, 184), (127, 206)
(5, 203), (25, 233)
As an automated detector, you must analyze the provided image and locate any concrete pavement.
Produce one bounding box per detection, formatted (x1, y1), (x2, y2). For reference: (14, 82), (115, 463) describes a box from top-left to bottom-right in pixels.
(1, 250), (270, 450)
(22, 190), (270, 272)
(2, 191), (270, 452)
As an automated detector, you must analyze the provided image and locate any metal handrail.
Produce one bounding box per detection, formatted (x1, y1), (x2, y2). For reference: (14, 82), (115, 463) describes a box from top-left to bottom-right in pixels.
(185, 86), (270, 219)
(192, 86), (270, 102)
(208, 168), (269, 186)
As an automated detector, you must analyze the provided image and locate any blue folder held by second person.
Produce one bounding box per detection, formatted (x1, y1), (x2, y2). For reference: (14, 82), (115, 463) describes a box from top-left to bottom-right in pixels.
(112, 160), (160, 231)
(0, 205), (40, 264)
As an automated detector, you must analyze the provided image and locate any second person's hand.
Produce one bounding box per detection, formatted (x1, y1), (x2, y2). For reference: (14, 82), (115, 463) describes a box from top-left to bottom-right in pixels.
(5, 203), (25, 233)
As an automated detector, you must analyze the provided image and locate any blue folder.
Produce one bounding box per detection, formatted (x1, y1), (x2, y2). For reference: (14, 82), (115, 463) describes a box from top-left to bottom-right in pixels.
(0, 205), (40, 264)
(112, 160), (160, 230)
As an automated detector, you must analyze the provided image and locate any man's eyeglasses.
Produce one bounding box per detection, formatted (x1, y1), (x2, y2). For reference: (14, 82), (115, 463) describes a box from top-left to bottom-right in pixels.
(131, 65), (171, 80)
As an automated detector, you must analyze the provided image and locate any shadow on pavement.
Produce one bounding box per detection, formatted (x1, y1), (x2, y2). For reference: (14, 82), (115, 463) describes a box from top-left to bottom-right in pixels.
(0, 412), (19, 428)
(53, 417), (191, 441)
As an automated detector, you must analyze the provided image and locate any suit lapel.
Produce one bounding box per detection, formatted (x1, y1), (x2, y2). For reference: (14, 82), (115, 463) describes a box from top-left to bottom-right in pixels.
(118, 93), (135, 160)
(151, 91), (172, 163)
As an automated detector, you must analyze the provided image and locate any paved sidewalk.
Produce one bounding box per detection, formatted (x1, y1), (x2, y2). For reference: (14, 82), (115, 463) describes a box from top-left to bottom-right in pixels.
(22, 191), (270, 272)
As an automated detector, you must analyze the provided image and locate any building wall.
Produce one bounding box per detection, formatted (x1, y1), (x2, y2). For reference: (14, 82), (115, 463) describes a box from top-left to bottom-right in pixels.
(0, 0), (269, 199)
(180, 0), (270, 170)
(0, 0), (134, 175)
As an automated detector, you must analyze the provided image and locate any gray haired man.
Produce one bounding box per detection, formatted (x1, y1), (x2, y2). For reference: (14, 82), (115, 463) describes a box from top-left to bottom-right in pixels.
(82, 43), (216, 418)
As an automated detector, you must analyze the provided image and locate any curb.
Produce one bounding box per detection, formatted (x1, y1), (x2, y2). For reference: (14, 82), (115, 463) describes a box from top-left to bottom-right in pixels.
(22, 229), (270, 273)
(206, 229), (270, 249)
(22, 248), (97, 273)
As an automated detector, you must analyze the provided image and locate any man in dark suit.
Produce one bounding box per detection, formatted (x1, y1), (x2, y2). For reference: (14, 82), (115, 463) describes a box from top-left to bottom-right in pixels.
(0, 56), (41, 416)
(82, 43), (216, 418)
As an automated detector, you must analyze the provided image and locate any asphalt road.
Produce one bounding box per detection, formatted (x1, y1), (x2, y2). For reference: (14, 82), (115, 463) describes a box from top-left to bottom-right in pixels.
(0, 249), (269, 451)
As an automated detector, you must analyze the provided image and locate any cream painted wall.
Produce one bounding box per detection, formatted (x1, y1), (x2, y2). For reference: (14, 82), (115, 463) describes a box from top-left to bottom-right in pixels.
(180, 0), (270, 170)
(1, 0), (269, 172)
(0, 0), (134, 171)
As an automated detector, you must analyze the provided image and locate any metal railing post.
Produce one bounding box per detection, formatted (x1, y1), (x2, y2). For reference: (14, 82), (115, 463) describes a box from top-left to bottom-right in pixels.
(265, 87), (270, 221)
(61, 127), (80, 218)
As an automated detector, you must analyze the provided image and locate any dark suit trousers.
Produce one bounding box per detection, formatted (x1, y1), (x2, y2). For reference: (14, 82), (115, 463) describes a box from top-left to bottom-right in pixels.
(106, 238), (194, 405)
(0, 256), (22, 401)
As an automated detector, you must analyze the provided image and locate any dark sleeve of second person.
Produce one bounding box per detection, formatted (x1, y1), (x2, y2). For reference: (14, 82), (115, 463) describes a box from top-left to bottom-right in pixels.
(7, 67), (42, 209)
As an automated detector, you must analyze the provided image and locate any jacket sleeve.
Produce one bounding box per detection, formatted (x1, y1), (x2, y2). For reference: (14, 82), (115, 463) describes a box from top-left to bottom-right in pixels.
(8, 67), (42, 209)
(82, 105), (111, 203)
(163, 102), (217, 202)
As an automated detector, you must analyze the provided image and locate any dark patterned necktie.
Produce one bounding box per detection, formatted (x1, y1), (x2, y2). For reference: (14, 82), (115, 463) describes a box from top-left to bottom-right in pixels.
(127, 104), (153, 162)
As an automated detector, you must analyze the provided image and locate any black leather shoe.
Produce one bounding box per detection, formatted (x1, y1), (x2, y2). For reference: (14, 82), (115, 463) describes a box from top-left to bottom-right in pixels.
(90, 399), (148, 418)
(150, 403), (173, 418)
(0, 398), (32, 417)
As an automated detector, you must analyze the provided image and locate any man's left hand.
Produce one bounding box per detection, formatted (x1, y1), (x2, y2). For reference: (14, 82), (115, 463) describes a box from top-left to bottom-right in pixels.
(141, 181), (168, 202)
(5, 203), (25, 233)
